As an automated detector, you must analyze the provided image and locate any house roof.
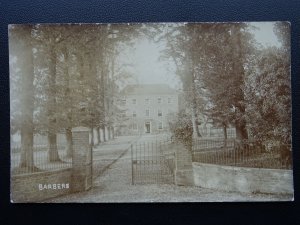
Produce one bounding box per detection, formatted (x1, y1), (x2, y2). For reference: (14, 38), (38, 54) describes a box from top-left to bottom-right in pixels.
(121, 84), (178, 96)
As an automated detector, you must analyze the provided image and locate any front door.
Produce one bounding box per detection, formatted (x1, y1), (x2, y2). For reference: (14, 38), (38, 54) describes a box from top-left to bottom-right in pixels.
(145, 122), (150, 133)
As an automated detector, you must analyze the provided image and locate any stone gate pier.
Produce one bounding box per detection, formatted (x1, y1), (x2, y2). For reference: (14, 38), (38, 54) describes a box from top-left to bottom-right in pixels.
(174, 141), (194, 186)
(71, 127), (92, 192)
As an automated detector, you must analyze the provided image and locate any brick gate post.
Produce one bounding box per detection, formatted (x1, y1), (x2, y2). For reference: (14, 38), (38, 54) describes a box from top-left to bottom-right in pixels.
(71, 127), (92, 192)
(174, 141), (194, 186)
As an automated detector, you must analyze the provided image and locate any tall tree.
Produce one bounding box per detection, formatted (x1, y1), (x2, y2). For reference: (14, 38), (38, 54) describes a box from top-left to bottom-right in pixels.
(12, 23), (144, 161)
(156, 23), (203, 137)
(9, 25), (36, 169)
(159, 23), (256, 140)
(32, 25), (74, 162)
(244, 22), (291, 144)
(192, 23), (256, 140)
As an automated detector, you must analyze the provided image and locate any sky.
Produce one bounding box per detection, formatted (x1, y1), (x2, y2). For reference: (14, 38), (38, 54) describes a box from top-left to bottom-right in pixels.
(118, 22), (281, 90)
(120, 38), (180, 88)
(251, 22), (281, 47)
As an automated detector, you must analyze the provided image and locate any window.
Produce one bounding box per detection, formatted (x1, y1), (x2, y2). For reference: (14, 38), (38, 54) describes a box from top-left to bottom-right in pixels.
(132, 99), (137, 104)
(146, 109), (150, 117)
(121, 99), (126, 106)
(145, 98), (149, 104)
(168, 97), (172, 104)
(121, 112), (126, 118)
(133, 123), (138, 130)
(158, 109), (162, 117)
(158, 97), (162, 104)
(132, 111), (136, 117)
(158, 122), (163, 129)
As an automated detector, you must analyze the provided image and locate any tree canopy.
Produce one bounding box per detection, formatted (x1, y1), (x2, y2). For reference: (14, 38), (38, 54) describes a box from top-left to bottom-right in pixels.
(158, 22), (291, 144)
(9, 23), (142, 166)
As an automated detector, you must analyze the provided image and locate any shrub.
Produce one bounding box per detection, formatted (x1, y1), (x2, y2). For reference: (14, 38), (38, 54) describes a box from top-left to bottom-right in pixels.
(168, 111), (193, 148)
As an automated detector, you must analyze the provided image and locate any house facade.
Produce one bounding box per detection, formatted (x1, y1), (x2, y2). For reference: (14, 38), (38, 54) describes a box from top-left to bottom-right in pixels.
(117, 84), (179, 135)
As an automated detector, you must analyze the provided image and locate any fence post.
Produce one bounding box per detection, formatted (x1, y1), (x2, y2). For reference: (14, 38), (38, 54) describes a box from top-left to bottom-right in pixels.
(71, 127), (92, 192)
(131, 144), (134, 185)
(173, 151), (177, 184)
(234, 140), (237, 166)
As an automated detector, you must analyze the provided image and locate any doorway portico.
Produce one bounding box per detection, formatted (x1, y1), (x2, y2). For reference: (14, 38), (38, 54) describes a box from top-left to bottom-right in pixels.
(145, 121), (151, 133)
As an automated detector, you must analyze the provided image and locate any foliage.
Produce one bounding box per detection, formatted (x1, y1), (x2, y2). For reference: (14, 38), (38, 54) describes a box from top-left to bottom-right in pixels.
(9, 24), (142, 165)
(158, 23), (257, 140)
(158, 22), (290, 144)
(168, 111), (193, 148)
(244, 47), (291, 144)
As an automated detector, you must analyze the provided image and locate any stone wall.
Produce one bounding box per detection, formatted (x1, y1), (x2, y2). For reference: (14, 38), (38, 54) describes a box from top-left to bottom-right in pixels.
(11, 168), (72, 203)
(193, 162), (294, 195)
(11, 126), (93, 203)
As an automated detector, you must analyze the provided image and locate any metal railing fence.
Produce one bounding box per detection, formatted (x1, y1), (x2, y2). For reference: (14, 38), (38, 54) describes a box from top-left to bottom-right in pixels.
(192, 139), (292, 170)
(10, 136), (72, 176)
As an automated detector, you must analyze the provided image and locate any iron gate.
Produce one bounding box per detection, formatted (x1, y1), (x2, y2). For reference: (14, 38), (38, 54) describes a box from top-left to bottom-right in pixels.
(131, 140), (176, 185)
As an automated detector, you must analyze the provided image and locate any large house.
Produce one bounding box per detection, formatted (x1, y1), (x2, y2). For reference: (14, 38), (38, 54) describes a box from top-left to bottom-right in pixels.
(117, 84), (179, 135)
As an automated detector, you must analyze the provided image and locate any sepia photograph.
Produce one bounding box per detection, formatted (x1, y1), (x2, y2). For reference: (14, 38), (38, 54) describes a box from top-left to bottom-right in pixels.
(9, 22), (293, 203)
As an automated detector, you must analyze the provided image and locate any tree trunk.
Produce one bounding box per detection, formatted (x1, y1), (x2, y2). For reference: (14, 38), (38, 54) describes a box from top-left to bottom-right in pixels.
(18, 25), (35, 170)
(111, 127), (115, 139)
(20, 126), (34, 169)
(235, 104), (248, 141)
(65, 128), (72, 158)
(191, 87), (201, 138)
(47, 47), (60, 162)
(63, 47), (73, 158)
(190, 54), (201, 138)
(235, 121), (248, 141)
(48, 133), (60, 161)
(90, 127), (94, 146)
(231, 25), (248, 141)
(96, 127), (101, 144)
(234, 103), (248, 141)
(192, 111), (201, 138)
(102, 126), (106, 142)
(99, 58), (107, 142)
(223, 124), (227, 147)
(107, 126), (111, 140)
